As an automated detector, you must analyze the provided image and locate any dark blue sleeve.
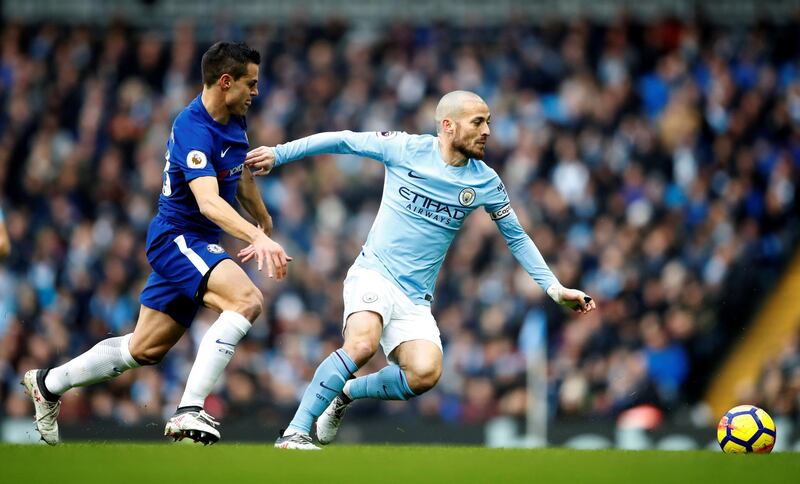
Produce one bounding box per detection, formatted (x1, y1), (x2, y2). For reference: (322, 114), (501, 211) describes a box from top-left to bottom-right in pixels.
(169, 115), (216, 182)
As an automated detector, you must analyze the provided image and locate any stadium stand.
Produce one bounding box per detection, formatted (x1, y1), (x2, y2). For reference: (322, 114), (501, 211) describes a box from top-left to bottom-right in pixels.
(0, 14), (798, 436)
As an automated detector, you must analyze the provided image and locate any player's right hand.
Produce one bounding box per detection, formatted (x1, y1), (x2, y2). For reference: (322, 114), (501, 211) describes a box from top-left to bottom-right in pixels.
(245, 146), (276, 176)
(238, 234), (292, 279)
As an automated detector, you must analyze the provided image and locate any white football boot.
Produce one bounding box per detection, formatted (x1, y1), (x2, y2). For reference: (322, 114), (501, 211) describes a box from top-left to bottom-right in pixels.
(274, 431), (321, 450)
(316, 395), (350, 445)
(164, 409), (221, 445)
(21, 369), (61, 445)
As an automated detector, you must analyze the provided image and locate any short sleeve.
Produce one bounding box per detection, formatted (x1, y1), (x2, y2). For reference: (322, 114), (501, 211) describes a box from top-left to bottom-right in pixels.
(169, 118), (216, 182)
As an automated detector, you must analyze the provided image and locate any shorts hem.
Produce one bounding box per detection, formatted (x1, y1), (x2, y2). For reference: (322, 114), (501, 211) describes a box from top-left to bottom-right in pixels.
(139, 302), (196, 328)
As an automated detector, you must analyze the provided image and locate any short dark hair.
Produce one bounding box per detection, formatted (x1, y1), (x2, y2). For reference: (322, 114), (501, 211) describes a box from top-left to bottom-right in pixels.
(201, 41), (261, 87)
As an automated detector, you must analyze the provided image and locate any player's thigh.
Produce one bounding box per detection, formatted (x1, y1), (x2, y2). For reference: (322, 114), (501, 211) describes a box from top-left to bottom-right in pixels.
(341, 267), (393, 365)
(129, 305), (186, 365)
(202, 259), (263, 320)
(344, 310), (384, 338)
(391, 339), (443, 391)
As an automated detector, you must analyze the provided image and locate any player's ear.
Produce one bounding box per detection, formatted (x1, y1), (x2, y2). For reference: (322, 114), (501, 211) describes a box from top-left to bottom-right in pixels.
(444, 119), (455, 135)
(218, 74), (232, 90)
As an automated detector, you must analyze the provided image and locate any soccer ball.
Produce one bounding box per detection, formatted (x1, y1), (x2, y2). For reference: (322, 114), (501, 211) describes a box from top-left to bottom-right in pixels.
(717, 405), (776, 453)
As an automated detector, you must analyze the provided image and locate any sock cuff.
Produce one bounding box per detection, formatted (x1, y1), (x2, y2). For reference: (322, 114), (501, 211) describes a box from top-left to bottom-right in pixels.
(120, 333), (141, 369)
(39, 369), (61, 401)
(334, 348), (359, 375)
(219, 310), (252, 338)
(396, 366), (416, 398)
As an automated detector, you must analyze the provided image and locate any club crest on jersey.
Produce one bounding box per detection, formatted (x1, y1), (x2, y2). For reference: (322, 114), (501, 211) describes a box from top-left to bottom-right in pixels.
(362, 292), (379, 303)
(207, 244), (224, 254)
(377, 131), (398, 139)
(458, 188), (476, 206)
(187, 150), (208, 169)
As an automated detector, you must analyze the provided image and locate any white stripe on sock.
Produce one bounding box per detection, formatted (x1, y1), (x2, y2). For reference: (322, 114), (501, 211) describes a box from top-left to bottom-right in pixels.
(174, 234), (210, 275)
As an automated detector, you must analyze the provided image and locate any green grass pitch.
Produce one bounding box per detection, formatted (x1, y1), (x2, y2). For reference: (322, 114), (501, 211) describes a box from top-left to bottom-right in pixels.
(2, 443), (796, 483)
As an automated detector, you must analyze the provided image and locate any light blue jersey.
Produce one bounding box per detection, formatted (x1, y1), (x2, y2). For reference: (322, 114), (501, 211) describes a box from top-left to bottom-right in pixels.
(274, 130), (559, 305)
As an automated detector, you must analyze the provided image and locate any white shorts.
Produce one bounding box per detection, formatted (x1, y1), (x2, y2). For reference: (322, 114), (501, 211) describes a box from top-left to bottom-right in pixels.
(342, 266), (443, 364)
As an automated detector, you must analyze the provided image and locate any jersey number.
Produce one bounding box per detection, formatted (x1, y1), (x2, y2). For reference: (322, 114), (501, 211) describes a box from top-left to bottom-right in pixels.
(162, 151), (172, 196)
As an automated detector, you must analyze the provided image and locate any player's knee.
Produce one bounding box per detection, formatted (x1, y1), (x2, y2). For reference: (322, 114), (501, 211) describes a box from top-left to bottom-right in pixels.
(343, 339), (379, 366)
(404, 363), (442, 394)
(234, 285), (263, 322)
(129, 344), (167, 366)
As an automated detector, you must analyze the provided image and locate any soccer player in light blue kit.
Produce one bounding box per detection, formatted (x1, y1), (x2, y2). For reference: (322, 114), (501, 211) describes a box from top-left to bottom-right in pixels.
(22, 42), (291, 445)
(246, 91), (596, 450)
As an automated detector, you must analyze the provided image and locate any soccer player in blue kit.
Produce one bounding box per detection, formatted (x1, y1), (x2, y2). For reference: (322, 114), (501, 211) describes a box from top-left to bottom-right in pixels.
(245, 90), (597, 450)
(22, 42), (290, 445)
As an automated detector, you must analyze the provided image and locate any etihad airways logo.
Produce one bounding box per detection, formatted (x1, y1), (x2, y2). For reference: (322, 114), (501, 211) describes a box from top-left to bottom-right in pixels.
(398, 186), (468, 225)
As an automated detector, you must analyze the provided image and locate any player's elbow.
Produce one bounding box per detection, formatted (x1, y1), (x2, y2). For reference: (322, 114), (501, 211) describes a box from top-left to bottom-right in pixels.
(196, 197), (217, 219)
(506, 239), (525, 254)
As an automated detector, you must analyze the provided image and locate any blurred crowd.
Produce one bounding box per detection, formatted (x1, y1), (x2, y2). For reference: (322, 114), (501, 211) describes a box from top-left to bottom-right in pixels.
(753, 328), (800, 422)
(1, 14), (799, 434)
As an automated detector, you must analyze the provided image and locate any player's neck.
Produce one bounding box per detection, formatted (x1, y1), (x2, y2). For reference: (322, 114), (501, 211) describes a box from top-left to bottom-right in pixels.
(201, 89), (231, 125)
(437, 136), (468, 167)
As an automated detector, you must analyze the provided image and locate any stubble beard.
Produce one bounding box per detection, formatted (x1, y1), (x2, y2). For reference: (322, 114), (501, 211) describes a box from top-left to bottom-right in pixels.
(452, 135), (484, 160)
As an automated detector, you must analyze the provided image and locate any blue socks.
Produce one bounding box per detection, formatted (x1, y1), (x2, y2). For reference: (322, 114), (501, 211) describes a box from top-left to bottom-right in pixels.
(346, 365), (416, 401)
(286, 349), (357, 435)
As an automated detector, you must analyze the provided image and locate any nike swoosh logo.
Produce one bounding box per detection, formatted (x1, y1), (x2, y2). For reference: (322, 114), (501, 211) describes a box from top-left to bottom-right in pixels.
(215, 338), (235, 347)
(221, 146), (231, 158)
(408, 170), (426, 180)
(319, 381), (338, 392)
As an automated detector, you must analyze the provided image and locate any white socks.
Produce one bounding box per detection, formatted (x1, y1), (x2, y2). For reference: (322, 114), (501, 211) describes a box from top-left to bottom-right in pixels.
(44, 333), (140, 396)
(42, 311), (252, 406)
(178, 310), (251, 409)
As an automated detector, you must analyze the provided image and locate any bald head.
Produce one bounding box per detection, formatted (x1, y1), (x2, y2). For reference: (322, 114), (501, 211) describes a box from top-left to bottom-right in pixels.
(434, 90), (491, 162)
(435, 90), (487, 134)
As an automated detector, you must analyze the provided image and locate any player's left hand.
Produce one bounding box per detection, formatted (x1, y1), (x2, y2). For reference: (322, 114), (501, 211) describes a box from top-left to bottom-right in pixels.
(237, 243), (293, 277)
(547, 284), (596, 314)
(237, 233), (293, 279)
(245, 146), (276, 176)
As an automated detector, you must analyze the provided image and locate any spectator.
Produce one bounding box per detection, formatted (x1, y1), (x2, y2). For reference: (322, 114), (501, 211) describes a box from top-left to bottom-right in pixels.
(0, 16), (798, 431)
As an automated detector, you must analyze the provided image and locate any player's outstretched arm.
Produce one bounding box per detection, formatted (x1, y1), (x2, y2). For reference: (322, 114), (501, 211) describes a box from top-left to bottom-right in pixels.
(189, 176), (290, 279)
(236, 167), (273, 236)
(490, 202), (595, 314)
(246, 130), (403, 175)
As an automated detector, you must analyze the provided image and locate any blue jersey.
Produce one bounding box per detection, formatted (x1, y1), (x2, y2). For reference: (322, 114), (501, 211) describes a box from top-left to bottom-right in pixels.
(274, 131), (559, 305)
(157, 95), (249, 238)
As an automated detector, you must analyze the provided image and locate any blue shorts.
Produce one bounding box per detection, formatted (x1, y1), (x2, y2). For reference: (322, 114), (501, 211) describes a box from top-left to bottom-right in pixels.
(140, 218), (230, 327)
